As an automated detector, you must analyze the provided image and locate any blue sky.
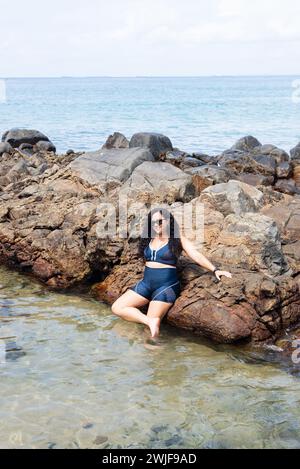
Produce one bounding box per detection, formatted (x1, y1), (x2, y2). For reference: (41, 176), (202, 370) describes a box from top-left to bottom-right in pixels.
(1, 0), (300, 76)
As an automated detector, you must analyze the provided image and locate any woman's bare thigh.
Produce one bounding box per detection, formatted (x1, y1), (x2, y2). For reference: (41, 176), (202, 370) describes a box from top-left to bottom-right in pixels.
(113, 289), (150, 310)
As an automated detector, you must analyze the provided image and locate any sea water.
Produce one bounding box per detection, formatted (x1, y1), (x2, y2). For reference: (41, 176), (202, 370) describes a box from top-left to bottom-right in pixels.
(1, 75), (299, 155)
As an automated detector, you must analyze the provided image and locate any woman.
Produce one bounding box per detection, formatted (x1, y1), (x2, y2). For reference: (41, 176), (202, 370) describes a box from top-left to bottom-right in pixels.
(111, 207), (232, 339)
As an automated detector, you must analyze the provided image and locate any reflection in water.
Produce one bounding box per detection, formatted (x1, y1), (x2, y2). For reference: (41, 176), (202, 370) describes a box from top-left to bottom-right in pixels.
(0, 265), (300, 449)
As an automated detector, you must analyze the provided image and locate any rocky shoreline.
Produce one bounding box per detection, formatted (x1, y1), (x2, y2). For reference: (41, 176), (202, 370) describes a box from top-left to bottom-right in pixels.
(0, 129), (300, 345)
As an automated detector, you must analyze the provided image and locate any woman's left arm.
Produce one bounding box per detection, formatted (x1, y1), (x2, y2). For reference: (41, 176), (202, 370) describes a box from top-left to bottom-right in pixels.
(180, 234), (233, 280)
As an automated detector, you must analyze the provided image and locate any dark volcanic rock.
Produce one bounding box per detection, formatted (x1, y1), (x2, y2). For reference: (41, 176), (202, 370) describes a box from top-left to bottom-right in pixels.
(129, 132), (173, 159)
(35, 140), (56, 152)
(2, 128), (52, 148)
(230, 135), (262, 152)
(216, 138), (291, 194)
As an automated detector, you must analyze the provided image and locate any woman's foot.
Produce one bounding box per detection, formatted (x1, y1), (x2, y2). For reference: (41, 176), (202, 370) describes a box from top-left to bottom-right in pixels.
(144, 338), (162, 350)
(148, 317), (160, 338)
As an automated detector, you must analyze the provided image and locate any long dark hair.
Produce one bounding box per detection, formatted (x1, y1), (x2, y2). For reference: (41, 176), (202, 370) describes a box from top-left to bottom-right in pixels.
(138, 207), (183, 262)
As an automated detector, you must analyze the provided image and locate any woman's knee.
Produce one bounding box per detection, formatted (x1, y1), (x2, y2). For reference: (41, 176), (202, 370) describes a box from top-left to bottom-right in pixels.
(111, 299), (123, 316)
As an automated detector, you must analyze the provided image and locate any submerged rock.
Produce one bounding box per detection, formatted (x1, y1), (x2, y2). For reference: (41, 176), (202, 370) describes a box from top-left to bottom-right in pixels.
(4, 341), (26, 361)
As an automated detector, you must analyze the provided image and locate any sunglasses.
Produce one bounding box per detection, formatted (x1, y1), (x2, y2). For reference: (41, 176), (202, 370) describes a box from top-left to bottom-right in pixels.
(152, 218), (166, 226)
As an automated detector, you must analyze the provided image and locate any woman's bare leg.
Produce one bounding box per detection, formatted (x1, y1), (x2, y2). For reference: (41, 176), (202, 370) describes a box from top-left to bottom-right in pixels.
(146, 300), (173, 338)
(111, 290), (150, 327)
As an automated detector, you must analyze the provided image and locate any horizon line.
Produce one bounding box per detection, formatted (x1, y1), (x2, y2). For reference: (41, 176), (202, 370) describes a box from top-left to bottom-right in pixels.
(1, 74), (299, 79)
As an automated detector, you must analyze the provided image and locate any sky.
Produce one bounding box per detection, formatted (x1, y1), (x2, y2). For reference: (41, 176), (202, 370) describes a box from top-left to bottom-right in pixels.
(0, 0), (300, 76)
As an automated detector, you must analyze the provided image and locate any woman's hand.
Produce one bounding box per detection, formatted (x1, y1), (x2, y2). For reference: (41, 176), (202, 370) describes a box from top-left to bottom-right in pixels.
(214, 270), (232, 281)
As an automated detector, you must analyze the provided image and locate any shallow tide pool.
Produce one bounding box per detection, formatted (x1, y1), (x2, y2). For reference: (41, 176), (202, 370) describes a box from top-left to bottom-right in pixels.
(0, 265), (300, 449)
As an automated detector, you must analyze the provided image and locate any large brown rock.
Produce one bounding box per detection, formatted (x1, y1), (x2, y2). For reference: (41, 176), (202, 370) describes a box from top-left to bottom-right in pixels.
(91, 255), (300, 344)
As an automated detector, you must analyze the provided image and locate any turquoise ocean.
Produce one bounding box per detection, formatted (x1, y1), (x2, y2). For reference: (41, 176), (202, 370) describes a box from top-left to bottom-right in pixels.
(1, 75), (300, 154)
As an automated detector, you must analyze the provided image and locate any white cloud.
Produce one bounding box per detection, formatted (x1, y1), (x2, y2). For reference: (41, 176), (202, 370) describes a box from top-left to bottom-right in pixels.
(0, 0), (299, 76)
(216, 0), (300, 42)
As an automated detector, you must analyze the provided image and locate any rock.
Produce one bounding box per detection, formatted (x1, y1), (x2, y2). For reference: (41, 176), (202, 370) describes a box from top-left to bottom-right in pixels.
(292, 163), (300, 187)
(129, 132), (173, 159)
(185, 165), (232, 195)
(167, 293), (256, 343)
(119, 161), (195, 204)
(18, 184), (39, 198)
(35, 140), (56, 152)
(251, 154), (276, 174)
(216, 149), (275, 176)
(186, 165), (231, 181)
(262, 146), (290, 165)
(250, 145), (290, 176)
(0, 142), (13, 156)
(199, 180), (265, 216)
(291, 142), (300, 161)
(2, 128), (52, 148)
(217, 141), (289, 180)
(32, 162), (49, 176)
(19, 143), (33, 150)
(274, 179), (300, 196)
(232, 172), (274, 187)
(261, 196), (300, 243)
(68, 147), (155, 193)
(180, 156), (204, 168)
(1, 133), (300, 346)
(102, 132), (129, 149)
(276, 161), (291, 178)
(92, 259), (300, 344)
(192, 153), (217, 164)
(61, 201), (97, 230)
(256, 185), (286, 206)
(93, 435), (108, 445)
(3, 159), (30, 186)
(163, 149), (185, 167)
(32, 257), (59, 280)
(212, 212), (289, 275)
(282, 241), (300, 275)
(230, 135), (262, 152)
